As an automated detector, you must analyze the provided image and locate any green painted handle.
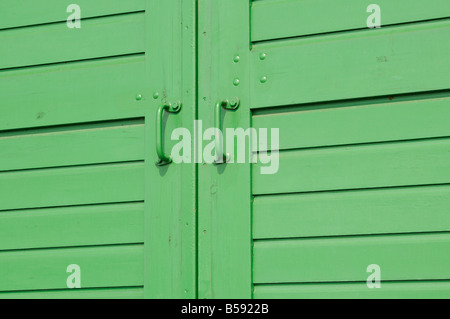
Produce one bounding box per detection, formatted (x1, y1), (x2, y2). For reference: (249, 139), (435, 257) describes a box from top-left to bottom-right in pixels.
(156, 102), (182, 166)
(214, 98), (240, 164)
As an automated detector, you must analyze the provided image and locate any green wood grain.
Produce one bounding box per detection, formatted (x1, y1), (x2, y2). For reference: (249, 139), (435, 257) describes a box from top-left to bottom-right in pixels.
(0, 287), (144, 299)
(0, 55), (146, 131)
(254, 233), (450, 283)
(252, 0), (450, 42)
(254, 281), (450, 299)
(254, 185), (450, 239)
(143, 0), (198, 298)
(0, 13), (145, 70)
(251, 20), (450, 108)
(254, 138), (450, 195)
(0, 0), (198, 299)
(0, 203), (144, 251)
(0, 245), (143, 291)
(209, 0), (450, 298)
(253, 95), (450, 151)
(0, 124), (144, 171)
(0, 162), (144, 211)
(198, 0), (253, 298)
(0, 0), (145, 30)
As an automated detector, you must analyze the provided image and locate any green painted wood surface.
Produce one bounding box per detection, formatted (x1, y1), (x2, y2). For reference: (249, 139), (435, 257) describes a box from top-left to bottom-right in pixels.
(0, 287), (144, 299)
(0, 203), (144, 251)
(251, 20), (450, 108)
(254, 138), (450, 195)
(0, 0), (145, 30)
(0, 0), (198, 299)
(0, 0), (197, 298)
(254, 233), (450, 284)
(143, 0), (198, 298)
(0, 122), (144, 171)
(254, 185), (450, 239)
(253, 93), (450, 151)
(198, 0), (253, 299)
(254, 281), (450, 299)
(0, 13), (145, 70)
(0, 245), (143, 291)
(0, 56), (146, 131)
(201, 0), (450, 299)
(1, 0), (448, 299)
(0, 162), (144, 211)
(252, 0), (450, 42)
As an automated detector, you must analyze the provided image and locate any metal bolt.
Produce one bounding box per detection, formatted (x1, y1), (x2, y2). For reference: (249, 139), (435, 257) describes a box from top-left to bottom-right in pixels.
(171, 101), (182, 112)
(229, 97), (240, 108)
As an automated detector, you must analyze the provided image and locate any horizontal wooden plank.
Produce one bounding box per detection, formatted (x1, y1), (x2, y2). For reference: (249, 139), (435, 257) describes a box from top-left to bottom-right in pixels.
(0, 123), (145, 171)
(253, 138), (450, 195)
(0, 287), (144, 299)
(0, 162), (144, 211)
(0, 245), (143, 292)
(0, 0), (145, 30)
(0, 55), (146, 131)
(0, 13), (145, 70)
(253, 94), (450, 151)
(253, 233), (450, 284)
(252, 0), (450, 42)
(0, 203), (144, 251)
(254, 281), (450, 299)
(251, 20), (450, 108)
(253, 185), (450, 239)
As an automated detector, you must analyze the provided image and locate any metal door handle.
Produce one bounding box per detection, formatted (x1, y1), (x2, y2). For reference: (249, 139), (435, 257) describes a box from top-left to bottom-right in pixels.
(156, 101), (182, 166)
(214, 97), (240, 164)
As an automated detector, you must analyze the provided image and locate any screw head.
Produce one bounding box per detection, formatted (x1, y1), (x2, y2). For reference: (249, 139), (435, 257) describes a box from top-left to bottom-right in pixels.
(171, 101), (182, 112)
(136, 94), (143, 101)
(153, 92), (159, 99)
(260, 76), (267, 83)
(260, 53), (267, 60)
(233, 55), (240, 63)
(233, 78), (240, 86)
(229, 97), (240, 108)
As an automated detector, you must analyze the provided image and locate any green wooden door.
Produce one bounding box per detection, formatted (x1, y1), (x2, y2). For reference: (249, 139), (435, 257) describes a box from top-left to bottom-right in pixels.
(0, 0), (196, 299)
(198, 0), (450, 298)
(1, 0), (450, 300)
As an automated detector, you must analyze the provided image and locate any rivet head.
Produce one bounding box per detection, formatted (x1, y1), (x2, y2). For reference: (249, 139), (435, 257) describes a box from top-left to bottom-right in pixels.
(259, 53), (267, 60)
(233, 78), (240, 86)
(233, 55), (240, 63)
(153, 92), (159, 99)
(260, 76), (267, 83)
(136, 94), (143, 101)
